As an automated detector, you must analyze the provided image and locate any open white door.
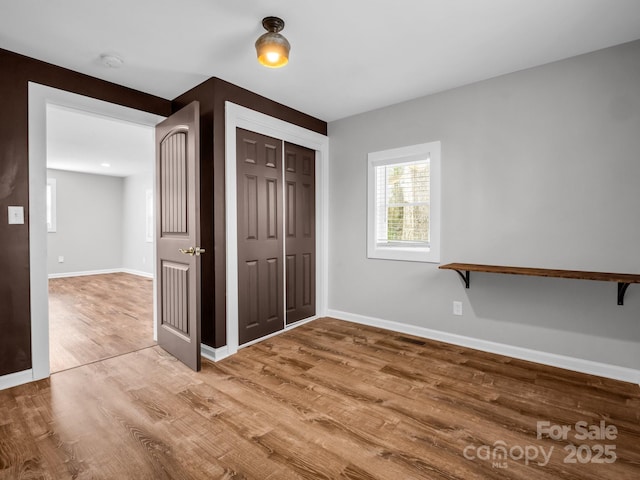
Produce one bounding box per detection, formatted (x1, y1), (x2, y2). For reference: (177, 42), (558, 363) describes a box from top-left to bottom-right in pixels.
(155, 101), (201, 371)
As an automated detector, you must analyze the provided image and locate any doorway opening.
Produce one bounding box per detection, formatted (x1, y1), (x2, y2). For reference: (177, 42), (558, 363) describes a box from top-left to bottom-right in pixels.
(29, 83), (165, 378)
(45, 103), (158, 372)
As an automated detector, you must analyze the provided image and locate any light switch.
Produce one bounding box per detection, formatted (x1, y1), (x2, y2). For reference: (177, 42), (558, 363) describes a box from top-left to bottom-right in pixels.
(8, 206), (24, 225)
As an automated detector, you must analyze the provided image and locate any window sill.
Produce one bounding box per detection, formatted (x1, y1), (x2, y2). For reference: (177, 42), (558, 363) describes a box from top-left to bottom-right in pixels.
(367, 246), (440, 263)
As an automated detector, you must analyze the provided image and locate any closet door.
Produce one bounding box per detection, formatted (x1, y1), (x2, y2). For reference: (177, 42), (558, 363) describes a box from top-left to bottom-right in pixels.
(236, 128), (284, 344)
(285, 142), (316, 324)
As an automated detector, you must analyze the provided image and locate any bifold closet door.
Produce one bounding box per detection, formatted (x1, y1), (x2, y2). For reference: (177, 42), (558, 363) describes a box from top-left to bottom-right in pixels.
(284, 142), (316, 324)
(236, 128), (284, 345)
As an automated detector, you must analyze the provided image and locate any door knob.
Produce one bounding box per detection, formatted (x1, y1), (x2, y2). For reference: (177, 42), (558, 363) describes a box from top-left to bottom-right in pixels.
(179, 247), (205, 256)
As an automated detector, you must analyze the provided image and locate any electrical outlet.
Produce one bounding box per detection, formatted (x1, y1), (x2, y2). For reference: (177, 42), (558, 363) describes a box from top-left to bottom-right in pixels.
(453, 301), (463, 316)
(58, 256), (64, 263)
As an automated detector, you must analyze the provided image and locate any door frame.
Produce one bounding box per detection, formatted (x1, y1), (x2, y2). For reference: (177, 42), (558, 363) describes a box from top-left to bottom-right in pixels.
(27, 83), (165, 382)
(224, 102), (329, 357)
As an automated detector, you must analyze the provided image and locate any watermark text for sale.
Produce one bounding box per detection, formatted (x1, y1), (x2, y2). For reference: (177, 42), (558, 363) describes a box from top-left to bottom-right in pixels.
(463, 420), (617, 469)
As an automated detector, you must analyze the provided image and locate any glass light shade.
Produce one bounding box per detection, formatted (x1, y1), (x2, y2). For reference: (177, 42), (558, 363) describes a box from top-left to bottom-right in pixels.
(255, 32), (290, 68)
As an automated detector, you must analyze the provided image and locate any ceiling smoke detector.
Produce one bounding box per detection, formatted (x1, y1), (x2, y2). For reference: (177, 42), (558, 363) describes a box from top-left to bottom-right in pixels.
(100, 54), (124, 69)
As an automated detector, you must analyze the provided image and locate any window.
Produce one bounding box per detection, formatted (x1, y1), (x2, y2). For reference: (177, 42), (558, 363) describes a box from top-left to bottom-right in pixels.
(47, 178), (57, 232)
(367, 141), (440, 263)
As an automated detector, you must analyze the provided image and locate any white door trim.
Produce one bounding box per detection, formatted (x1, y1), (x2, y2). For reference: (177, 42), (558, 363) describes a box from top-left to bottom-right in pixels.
(24, 83), (164, 386)
(225, 102), (329, 356)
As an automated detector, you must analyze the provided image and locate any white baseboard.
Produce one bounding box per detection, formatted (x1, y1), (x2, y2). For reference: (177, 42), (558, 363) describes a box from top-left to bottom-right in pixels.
(201, 343), (231, 362)
(327, 309), (640, 385)
(48, 268), (153, 279)
(48, 268), (122, 279)
(120, 268), (154, 279)
(0, 369), (33, 391)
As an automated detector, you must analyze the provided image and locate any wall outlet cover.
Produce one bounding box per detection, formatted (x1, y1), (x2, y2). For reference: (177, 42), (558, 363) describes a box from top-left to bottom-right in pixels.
(453, 301), (463, 316)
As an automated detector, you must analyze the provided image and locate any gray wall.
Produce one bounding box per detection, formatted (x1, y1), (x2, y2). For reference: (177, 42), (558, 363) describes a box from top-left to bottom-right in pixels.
(47, 169), (154, 276)
(47, 169), (123, 275)
(327, 40), (640, 370)
(122, 172), (154, 275)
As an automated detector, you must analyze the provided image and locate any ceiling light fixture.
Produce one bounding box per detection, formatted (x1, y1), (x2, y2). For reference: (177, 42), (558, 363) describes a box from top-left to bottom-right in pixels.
(255, 16), (290, 68)
(100, 162), (111, 168)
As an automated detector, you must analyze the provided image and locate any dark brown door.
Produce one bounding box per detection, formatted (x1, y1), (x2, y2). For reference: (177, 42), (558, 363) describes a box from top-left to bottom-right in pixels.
(155, 101), (201, 371)
(284, 142), (316, 324)
(236, 128), (284, 345)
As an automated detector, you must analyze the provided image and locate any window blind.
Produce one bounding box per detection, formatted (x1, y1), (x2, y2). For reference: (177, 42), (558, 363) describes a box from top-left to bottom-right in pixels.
(374, 158), (430, 247)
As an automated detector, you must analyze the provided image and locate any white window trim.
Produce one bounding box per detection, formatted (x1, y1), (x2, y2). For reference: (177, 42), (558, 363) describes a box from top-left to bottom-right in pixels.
(46, 178), (57, 233)
(367, 141), (441, 263)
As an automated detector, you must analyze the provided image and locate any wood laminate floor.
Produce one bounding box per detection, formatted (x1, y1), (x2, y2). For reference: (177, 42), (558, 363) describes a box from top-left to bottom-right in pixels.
(2, 318), (639, 479)
(49, 273), (155, 373)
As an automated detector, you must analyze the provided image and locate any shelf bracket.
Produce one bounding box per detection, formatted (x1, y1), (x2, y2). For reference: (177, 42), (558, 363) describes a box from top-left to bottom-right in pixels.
(454, 269), (470, 289)
(618, 282), (630, 306)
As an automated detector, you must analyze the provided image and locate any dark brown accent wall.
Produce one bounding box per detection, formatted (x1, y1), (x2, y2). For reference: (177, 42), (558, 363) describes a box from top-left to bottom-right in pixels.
(172, 78), (326, 348)
(0, 45), (325, 377)
(0, 48), (171, 377)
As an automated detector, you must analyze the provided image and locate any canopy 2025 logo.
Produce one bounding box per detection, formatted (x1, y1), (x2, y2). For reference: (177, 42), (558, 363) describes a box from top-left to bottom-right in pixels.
(463, 420), (617, 469)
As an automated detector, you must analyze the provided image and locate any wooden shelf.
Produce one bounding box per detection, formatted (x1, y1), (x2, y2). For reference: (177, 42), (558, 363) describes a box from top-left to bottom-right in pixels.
(439, 263), (640, 305)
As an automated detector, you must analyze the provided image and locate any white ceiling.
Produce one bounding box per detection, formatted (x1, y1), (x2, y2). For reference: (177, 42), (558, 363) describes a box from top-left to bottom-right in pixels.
(46, 104), (155, 177)
(3, 1), (640, 123)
